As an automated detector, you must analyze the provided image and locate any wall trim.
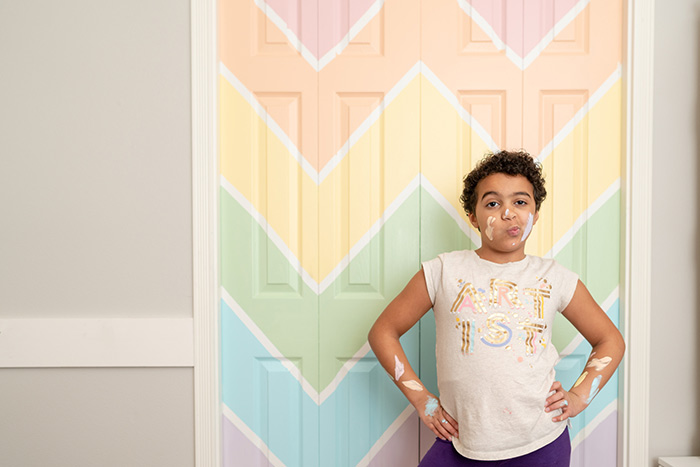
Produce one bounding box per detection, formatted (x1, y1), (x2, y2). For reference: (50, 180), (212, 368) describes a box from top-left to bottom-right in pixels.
(622, 0), (654, 465)
(191, 0), (221, 467)
(0, 318), (194, 367)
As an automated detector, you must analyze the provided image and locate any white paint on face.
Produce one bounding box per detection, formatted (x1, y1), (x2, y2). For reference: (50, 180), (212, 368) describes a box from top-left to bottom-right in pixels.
(394, 355), (405, 381)
(586, 356), (612, 372)
(521, 212), (534, 242)
(402, 380), (424, 391)
(485, 216), (496, 241)
(503, 209), (510, 219)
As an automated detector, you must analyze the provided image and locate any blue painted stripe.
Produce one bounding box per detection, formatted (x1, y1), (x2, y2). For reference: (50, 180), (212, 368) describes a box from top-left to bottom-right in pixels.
(222, 299), (418, 467)
(555, 299), (620, 440)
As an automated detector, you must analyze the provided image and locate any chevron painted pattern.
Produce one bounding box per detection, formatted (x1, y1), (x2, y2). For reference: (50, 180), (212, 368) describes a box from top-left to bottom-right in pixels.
(219, 0), (623, 465)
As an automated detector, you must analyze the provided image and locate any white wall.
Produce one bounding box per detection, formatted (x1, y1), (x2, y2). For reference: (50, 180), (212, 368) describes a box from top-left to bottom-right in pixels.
(650, 0), (700, 464)
(0, 1), (194, 466)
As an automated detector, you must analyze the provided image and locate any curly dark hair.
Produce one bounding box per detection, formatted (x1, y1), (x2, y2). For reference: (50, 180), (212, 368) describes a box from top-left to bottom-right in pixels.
(460, 150), (546, 215)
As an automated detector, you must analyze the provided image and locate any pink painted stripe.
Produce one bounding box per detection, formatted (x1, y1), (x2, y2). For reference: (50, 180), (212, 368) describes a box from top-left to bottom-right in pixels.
(467, 0), (581, 57)
(570, 411), (617, 467)
(264, 0), (318, 56)
(368, 413), (419, 466)
(264, 0), (380, 60)
(318, 0), (379, 58)
(222, 415), (271, 467)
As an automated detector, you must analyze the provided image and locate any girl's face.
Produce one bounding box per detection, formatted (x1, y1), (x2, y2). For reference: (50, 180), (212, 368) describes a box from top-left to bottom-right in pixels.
(468, 173), (539, 263)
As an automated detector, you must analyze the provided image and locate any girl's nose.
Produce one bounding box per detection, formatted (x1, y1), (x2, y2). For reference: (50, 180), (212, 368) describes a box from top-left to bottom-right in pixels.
(502, 208), (513, 220)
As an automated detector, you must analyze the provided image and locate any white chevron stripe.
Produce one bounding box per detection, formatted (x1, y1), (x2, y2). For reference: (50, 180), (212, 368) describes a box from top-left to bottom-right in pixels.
(570, 400), (617, 450)
(318, 175), (420, 292)
(219, 62), (319, 184)
(318, 62), (421, 183)
(546, 179), (621, 259)
(457, 0), (591, 70)
(317, 0), (386, 70)
(222, 402), (286, 467)
(558, 286), (619, 358)
(356, 405), (415, 467)
(220, 174), (320, 294)
(221, 288), (320, 404)
(420, 175), (482, 247)
(420, 63), (501, 154)
(536, 65), (622, 163)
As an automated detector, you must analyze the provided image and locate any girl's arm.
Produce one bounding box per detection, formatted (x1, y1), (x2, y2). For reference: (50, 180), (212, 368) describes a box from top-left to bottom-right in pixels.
(368, 270), (459, 441)
(544, 280), (626, 421)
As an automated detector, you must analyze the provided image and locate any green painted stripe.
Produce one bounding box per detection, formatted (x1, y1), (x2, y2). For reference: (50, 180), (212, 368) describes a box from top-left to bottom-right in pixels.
(222, 187), (422, 392)
(319, 191), (421, 389)
(221, 187), (320, 388)
(222, 185), (621, 392)
(551, 190), (621, 351)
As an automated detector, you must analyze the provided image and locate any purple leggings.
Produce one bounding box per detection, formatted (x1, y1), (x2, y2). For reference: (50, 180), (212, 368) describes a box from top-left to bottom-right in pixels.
(418, 427), (570, 467)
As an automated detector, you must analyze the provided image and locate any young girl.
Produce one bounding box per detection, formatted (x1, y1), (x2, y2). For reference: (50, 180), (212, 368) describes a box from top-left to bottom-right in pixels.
(368, 151), (625, 466)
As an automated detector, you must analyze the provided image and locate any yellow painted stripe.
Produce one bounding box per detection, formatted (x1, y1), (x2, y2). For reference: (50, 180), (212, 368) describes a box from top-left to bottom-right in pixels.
(528, 79), (622, 256)
(222, 73), (621, 278)
(220, 74), (420, 283)
(421, 77), (622, 256)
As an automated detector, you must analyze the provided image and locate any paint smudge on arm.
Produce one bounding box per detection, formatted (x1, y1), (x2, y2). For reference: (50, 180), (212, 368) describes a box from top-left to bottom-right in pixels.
(394, 355), (405, 381)
(402, 380), (424, 391)
(586, 356), (612, 372)
(586, 375), (602, 404)
(521, 212), (534, 241)
(425, 396), (439, 417)
(573, 371), (588, 388)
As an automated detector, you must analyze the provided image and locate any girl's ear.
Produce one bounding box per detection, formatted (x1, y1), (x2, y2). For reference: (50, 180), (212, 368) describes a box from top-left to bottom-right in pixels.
(533, 211), (540, 225)
(468, 212), (480, 231)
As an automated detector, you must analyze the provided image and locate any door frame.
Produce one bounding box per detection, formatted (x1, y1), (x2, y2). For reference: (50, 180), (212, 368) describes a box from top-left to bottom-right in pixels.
(190, 0), (655, 465)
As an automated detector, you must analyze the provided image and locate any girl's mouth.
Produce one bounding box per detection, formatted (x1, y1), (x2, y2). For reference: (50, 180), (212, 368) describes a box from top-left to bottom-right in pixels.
(507, 226), (521, 237)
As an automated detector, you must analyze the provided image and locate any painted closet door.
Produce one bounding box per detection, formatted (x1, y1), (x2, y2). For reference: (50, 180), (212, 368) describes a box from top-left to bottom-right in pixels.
(220, 1), (623, 466)
(418, 1), (623, 466)
(219, 1), (422, 466)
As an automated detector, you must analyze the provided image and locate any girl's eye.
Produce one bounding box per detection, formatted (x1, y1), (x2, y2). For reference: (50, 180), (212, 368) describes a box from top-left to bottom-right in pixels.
(514, 200), (527, 206)
(486, 201), (499, 208)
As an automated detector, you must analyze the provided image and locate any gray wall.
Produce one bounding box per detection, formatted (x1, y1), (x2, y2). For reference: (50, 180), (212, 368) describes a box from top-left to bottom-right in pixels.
(2, 0), (699, 466)
(0, 1), (194, 466)
(650, 0), (700, 464)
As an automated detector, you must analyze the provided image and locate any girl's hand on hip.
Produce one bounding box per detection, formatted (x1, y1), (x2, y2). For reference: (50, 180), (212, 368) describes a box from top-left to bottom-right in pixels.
(545, 380), (585, 422)
(417, 393), (459, 441)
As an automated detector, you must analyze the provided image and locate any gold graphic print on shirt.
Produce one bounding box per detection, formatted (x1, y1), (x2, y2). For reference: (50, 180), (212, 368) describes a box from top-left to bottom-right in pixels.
(452, 277), (551, 359)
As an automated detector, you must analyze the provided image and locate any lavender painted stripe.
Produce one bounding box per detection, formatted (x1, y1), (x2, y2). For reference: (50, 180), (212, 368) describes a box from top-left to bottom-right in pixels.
(368, 413), (419, 467)
(570, 411), (617, 467)
(222, 415), (272, 467)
